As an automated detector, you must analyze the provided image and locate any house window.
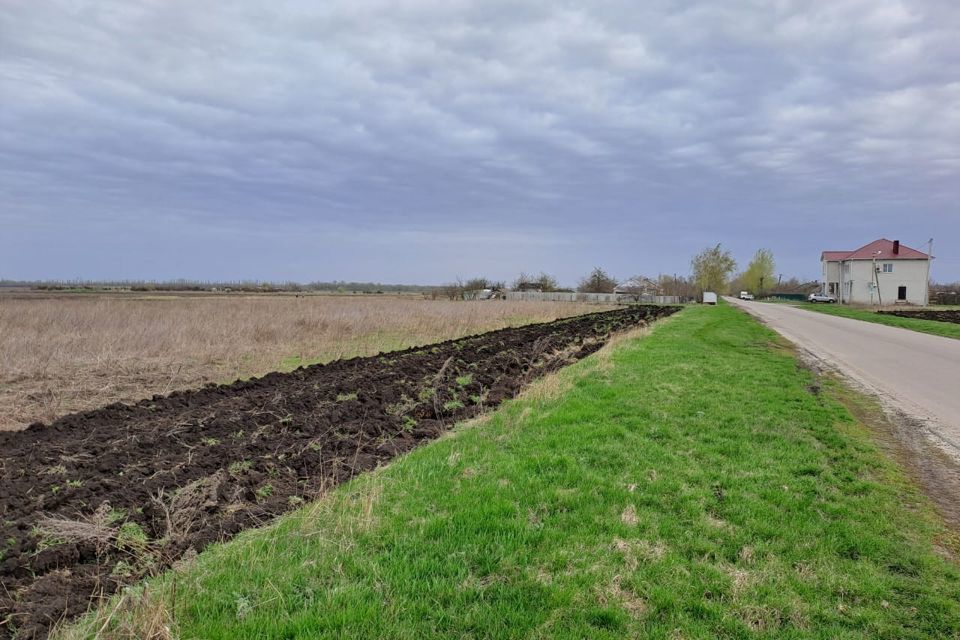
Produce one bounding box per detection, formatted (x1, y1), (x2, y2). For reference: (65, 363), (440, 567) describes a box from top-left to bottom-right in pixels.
(882, 263), (893, 273)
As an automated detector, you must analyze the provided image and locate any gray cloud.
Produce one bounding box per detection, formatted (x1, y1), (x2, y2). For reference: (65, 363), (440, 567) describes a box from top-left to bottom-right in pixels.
(2, 0), (958, 283)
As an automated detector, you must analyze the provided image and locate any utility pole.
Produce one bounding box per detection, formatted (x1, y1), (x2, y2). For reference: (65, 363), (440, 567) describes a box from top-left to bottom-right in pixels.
(873, 250), (882, 307)
(839, 260), (845, 304)
(924, 238), (933, 306)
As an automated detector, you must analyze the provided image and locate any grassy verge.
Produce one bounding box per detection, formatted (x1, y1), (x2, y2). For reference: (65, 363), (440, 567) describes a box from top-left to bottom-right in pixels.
(797, 303), (960, 340)
(60, 305), (960, 639)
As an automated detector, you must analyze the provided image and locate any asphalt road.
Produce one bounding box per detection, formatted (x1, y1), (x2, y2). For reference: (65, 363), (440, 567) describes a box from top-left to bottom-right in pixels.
(726, 297), (960, 459)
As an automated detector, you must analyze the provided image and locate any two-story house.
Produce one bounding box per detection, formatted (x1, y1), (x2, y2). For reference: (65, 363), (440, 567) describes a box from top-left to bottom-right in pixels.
(820, 239), (931, 305)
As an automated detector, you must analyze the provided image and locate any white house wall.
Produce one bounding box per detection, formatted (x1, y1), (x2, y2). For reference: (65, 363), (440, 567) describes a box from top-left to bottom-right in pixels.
(832, 259), (928, 305)
(822, 261), (842, 294)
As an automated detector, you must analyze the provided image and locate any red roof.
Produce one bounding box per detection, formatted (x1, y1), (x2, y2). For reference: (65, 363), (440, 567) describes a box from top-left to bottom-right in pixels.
(821, 251), (850, 261)
(821, 239), (929, 262)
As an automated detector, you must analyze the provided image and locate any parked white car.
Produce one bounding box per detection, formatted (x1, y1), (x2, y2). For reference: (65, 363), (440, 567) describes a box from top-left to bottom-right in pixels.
(808, 292), (837, 303)
(739, 291), (755, 300)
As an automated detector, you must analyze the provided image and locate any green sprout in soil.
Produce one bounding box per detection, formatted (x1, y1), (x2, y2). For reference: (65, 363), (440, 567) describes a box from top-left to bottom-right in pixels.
(229, 460), (253, 475)
(387, 395), (417, 416)
(111, 560), (136, 578)
(116, 522), (149, 551)
(31, 524), (65, 552)
(255, 484), (274, 502)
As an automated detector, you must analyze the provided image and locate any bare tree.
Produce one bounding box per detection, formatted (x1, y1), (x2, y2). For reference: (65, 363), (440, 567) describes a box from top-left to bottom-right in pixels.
(930, 280), (960, 305)
(512, 271), (559, 292)
(438, 277), (465, 300)
(463, 277), (491, 291)
(774, 277), (818, 293)
(658, 274), (696, 299)
(577, 267), (617, 293)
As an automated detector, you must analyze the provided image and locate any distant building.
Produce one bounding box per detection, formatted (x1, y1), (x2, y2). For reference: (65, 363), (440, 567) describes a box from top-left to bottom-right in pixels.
(512, 282), (543, 293)
(614, 276), (661, 296)
(463, 288), (496, 300)
(820, 239), (931, 305)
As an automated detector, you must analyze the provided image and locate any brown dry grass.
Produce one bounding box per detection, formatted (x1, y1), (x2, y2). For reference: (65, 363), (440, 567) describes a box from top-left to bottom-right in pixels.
(0, 293), (610, 430)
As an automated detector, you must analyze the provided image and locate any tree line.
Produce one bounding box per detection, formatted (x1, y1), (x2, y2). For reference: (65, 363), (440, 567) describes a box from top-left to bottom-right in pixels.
(690, 245), (828, 296)
(433, 269), (700, 300)
(8, 279), (430, 294)
(447, 245), (956, 301)
(691, 245), (782, 296)
(26, 247), (953, 302)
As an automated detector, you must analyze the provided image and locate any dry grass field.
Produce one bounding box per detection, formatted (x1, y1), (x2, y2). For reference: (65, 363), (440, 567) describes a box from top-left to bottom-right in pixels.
(0, 293), (610, 430)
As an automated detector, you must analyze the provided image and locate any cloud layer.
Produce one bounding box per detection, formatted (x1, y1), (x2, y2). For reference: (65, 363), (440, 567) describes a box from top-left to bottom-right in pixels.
(2, 0), (958, 282)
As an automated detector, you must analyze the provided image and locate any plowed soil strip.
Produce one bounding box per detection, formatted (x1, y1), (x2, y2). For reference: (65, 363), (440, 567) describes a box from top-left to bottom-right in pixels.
(878, 309), (960, 324)
(0, 305), (679, 639)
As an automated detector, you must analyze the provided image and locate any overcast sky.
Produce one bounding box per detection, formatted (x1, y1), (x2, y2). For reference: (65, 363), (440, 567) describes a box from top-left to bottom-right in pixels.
(2, 1), (958, 285)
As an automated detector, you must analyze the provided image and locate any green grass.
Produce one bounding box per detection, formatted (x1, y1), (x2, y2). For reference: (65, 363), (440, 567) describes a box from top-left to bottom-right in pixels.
(797, 303), (960, 340)
(60, 305), (960, 639)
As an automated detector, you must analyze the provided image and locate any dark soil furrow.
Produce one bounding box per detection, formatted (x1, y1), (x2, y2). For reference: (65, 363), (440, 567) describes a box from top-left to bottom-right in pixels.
(877, 309), (960, 324)
(0, 305), (679, 639)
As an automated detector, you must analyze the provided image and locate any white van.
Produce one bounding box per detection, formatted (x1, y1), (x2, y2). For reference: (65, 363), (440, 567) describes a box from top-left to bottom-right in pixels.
(703, 292), (718, 305)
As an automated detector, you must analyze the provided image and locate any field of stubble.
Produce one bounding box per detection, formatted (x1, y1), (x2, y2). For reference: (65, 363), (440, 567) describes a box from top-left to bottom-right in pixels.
(0, 292), (610, 430)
